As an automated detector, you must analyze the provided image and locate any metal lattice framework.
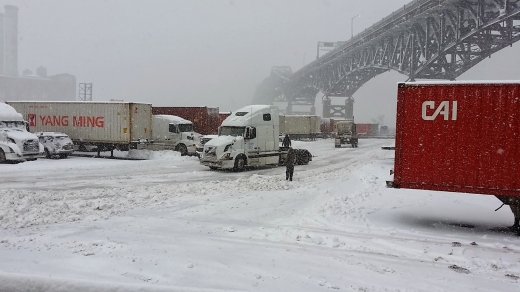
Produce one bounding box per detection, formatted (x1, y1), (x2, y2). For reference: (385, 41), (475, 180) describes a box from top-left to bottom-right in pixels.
(253, 0), (520, 115)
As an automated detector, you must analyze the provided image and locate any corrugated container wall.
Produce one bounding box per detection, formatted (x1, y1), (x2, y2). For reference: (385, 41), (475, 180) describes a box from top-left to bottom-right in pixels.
(7, 101), (152, 144)
(279, 115), (321, 135)
(393, 82), (520, 197)
(152, 107), (220, 135)
(219, 112), (231, 126)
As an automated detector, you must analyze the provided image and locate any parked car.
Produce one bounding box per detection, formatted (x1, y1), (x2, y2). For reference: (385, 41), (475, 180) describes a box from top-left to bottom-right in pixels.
(196, 135), (218, 157)
(35, 132), (74, 159)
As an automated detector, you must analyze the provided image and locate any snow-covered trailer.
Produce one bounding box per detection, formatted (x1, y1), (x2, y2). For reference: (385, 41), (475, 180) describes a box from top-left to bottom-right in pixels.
(7, 101), (153, 152)
(387, 82), (520, 220)
(279, 115), (321, 140)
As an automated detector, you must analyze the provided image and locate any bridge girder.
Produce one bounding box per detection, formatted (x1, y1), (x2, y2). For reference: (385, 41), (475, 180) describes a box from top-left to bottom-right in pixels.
(260, 0), (520, 108)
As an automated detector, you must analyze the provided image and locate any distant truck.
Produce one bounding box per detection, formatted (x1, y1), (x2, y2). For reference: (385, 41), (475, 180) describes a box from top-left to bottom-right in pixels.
(152, 115), (200, 156)
(387, 82), (520, 231)
(279, 115), (321, 140)
(152, 106), (220, 135)
(7, 101), (199, 156)
(0, 102), (44, 163)
(334, 119), (358, 148)
(200, 105), (312, 171)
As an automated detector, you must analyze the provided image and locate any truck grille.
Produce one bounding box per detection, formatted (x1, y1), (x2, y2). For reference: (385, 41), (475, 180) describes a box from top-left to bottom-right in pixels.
(204, 146), (216, 157)
(23, 140), (40, 152)
(62, 144), (74, 150)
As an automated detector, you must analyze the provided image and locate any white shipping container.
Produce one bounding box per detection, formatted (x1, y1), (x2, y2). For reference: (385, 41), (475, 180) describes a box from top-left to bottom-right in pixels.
(7, 101), (153, 144)
(279, 115), (321, 135)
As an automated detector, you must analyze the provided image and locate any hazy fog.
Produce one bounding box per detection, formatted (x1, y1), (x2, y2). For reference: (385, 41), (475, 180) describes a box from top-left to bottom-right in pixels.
(7, 0), (520, 126)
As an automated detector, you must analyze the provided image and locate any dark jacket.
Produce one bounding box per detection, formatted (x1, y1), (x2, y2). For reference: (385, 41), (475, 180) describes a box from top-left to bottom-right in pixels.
(286, 148), (297, 167)
(282, 135), (291, 147)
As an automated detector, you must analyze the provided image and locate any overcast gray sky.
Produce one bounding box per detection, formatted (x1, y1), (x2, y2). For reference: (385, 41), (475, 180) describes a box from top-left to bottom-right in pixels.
(4, 0), (520, 125)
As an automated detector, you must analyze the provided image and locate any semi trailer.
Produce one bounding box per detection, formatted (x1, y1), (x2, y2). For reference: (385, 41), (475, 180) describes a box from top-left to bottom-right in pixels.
(387, 81), (520, 231)
(8, 101), (200, 156)
(279, 115), (321, 140)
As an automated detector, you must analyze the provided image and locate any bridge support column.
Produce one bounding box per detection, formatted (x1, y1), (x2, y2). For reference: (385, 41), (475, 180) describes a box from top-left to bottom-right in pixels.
(345, 97), (354, 120)
(322, 97), (331, 118)
(286, 103), (293, 115)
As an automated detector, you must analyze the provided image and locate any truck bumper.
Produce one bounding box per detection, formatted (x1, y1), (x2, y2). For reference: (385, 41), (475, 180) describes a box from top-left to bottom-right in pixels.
(200, 159), (234, 169)
(187, 145), (197, 155)
(5, 151), (45, 161)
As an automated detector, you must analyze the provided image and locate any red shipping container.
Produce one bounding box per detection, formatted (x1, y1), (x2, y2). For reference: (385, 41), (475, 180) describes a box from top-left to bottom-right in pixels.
(152, 107), (220, 135)
(356, 123), (372, 136)
(219, 112), (231, 125)
(392, 82), (520, 197)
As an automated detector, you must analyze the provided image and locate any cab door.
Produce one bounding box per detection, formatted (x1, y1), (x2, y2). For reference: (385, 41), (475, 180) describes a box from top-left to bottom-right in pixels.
(167, 124), (181, 145)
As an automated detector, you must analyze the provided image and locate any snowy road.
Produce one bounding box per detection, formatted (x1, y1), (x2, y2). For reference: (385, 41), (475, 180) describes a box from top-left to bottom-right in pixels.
(0, 139), (519, 291)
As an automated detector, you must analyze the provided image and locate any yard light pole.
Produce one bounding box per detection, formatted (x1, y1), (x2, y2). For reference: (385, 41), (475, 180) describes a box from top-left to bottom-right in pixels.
(351, 14), (361, 39)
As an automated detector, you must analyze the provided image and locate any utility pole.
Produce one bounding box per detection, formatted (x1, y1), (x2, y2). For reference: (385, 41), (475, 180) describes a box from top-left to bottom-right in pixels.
(351, 14), (361, 39)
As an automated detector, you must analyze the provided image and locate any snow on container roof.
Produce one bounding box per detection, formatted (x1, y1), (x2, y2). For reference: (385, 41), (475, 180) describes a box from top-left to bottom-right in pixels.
(7, 101), (152, 105)
(155, 115), (192, 124)
(0, 102), (24, 120)
(402, 80), (520, 85)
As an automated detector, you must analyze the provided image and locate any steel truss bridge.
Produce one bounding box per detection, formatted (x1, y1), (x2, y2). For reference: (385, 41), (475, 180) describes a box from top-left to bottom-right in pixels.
(253, 0), (520, 118)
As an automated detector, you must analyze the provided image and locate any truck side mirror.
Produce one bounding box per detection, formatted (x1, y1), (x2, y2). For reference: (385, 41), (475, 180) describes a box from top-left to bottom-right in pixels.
(244, 127), (250, 139)
(218, 126), (222, 136)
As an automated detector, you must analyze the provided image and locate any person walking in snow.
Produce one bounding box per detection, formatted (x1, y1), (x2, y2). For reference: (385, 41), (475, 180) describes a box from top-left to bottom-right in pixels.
(286, 147), (296, 181)
(282, 134), (291, 148)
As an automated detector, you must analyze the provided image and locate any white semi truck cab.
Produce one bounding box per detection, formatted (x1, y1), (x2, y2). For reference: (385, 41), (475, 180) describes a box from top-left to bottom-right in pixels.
(0, 103), (44, 163)
(200, 105), (311, 171)
(153, 115), (200, 156)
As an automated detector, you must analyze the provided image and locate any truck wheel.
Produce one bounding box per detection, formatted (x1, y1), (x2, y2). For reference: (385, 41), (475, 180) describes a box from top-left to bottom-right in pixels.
(234, 155), (246, 172)
(59, 154), (69, 159)
(45, 149), (52, 159)
(176, 144), (188, 156)
(335, 145), (340, 148)
(209, 166), (219, 170)
(300, 154), (310, 165)
(0, 149), (6, 163)
(79, 144), (88, 152)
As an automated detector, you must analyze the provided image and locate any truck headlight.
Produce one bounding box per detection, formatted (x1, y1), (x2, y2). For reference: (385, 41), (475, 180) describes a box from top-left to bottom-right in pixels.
(221, 153), (231, 160)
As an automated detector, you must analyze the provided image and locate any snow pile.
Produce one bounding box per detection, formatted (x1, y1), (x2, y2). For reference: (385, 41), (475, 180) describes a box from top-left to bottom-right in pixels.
(0, 148), (383, 229)
(126, 149), (187, 160)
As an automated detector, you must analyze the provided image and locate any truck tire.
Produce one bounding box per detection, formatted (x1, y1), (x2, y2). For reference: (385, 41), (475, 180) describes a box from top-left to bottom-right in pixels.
(0, 149), (6, 163)
(176, 144), (188, 156)
(45, 148), (52, 159)
(59, 154), (69, 159)
(234, 155), (246, 172)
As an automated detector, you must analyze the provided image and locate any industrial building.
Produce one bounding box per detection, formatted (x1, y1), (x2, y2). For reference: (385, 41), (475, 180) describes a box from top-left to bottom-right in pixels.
(0, 5), (76, 102)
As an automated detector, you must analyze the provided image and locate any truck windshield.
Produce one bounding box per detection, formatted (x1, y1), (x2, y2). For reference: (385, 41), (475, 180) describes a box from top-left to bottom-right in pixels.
(178, 124), (193, 132)
(0, 121), (26, 129)
(220, 126), (245, 137)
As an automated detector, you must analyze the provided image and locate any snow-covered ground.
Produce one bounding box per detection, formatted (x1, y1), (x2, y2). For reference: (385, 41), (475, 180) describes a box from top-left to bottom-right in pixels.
(0, 139), (519, 291)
